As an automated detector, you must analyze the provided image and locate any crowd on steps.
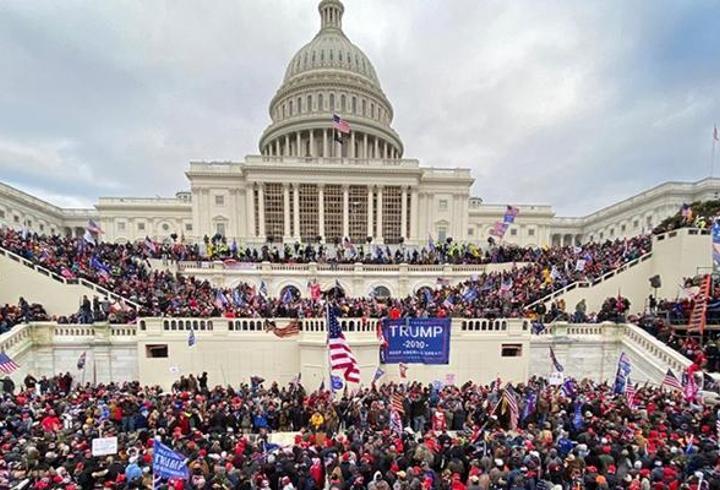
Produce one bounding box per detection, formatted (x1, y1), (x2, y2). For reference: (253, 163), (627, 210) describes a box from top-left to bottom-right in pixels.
(0, 297), (48, 334)
(0, 374), (719, 490)
(0, 229), (651, 320)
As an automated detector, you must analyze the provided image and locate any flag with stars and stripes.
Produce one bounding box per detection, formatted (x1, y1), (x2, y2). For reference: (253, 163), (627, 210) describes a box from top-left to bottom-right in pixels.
(502, 386), (519, 429)
(326, 305), (360, 383)
(0, 352), (19, 374)
(662, 369), (682, 390)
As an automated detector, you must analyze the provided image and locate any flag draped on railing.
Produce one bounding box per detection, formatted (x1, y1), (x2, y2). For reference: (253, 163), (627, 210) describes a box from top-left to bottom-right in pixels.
(326, 306), (360, 383)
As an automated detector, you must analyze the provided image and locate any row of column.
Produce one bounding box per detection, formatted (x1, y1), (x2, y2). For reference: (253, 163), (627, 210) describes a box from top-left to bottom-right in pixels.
(248, 183), (416, 242)
(262, 129), (400, 160)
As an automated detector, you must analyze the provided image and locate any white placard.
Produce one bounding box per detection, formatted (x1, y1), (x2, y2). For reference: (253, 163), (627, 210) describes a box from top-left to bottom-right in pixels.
(92, 436), (118, 456)
(548, 371), (564, 386)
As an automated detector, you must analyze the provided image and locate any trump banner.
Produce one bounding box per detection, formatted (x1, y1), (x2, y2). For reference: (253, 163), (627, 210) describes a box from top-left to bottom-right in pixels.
(152, 441), (189, 480)
(382, 318), (451, 364)
(713, 220), (720, 271)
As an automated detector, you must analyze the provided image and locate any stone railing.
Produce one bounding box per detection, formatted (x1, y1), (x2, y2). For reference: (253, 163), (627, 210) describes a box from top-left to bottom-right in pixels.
(0, 323), (33, 358)
(0, 245), (140, 309)
(620, 323), (691, 374)
(33, 322), (137, 345)
(135, 316), (529, 338)
(525, 251), (653, 309)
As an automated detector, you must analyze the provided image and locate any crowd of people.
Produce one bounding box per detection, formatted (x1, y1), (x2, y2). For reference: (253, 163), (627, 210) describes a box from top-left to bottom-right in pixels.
(0, 228), (652, 320)
(653, 200), (720, 235)
(0, 297), (48, 334)
(1, 373), (719, 490)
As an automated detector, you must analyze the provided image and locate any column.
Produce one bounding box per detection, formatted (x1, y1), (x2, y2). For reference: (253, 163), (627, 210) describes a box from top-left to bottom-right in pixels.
(350, 131), (356, 158)
(367, 186), (374, 238)
(258, 184), (266, 239)
(342, 185), (350, 239)
(374, 137), (379, 159)
(409, 187), (418, 241)
(318, 184), (325, 240)
(229, 188), (238, 239)
(375, 186), (383, 242)
(310, 130), (315, 157)
(296, 132), (302, 157)
(417, 192), (426, 239)
(246, 186), (256, 238)
(401, 186), (408, 239)
(283, 184), (291, 240)
(323, 129), (328, 158)
(363, 134), (368, 159)
(275, 139), (280, 157)
(293, 183), (301, 240)
(284, 135), (290, 157)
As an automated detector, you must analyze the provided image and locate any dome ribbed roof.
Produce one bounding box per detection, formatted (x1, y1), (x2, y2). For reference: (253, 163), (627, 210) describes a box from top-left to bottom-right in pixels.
(282, 0), (380, 87)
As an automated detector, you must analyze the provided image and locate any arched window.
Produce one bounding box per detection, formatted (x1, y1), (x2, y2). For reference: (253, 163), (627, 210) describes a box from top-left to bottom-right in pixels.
(416, 286), (434, 304)
(352, 97), (357, 114)
(282, 104), (286, 118)
(362, 99), (366, 116)
(307, 95), (312, 112)
(371, 103), (375, 119)
(340, 94), (346, 112)
(327, 283), (345, 299)
(279, 285), (301, 302)
(371, 285), (391, 300)
(297, 97), (302, 113)
(289, 100), (293, 116)
(329, 93), (335, 111)
(318, 94), (324, 110)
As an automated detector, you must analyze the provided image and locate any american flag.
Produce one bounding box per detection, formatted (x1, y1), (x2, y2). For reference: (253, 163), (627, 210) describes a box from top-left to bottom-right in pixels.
(662, 369), (683, 390)
(502, 386), (519, 429)
(266, 319), (300, 338)
(332, 114), (351, 134)
(86, 219), (104, 234)
(625, 378), (637, 408)
(326, 306), (360, 383)
(391, 392), (405, 414)
(389, 409), (403, 436)
(0, 352), (19, 374)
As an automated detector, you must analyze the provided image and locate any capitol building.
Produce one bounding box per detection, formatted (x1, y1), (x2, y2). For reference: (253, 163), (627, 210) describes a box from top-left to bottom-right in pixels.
(1, 0), (718, 248)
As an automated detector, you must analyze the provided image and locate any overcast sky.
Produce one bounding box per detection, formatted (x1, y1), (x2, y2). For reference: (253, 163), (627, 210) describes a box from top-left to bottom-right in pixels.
(1, 0), (718, 216)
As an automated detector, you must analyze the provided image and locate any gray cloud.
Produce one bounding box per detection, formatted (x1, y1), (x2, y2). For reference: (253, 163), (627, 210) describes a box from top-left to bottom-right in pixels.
(0, 0), (718, 215)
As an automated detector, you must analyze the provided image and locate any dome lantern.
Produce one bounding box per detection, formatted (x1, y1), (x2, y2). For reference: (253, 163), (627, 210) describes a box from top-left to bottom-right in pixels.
(319, 0), (344, 32)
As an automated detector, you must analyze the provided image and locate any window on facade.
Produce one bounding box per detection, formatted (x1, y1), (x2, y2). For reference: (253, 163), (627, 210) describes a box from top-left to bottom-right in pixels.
(324, 185), (343, 242)
(39, 224), (44, 232)
(621, 224), (626, 232)
(633, 220), (639, 229)
(599, 232), (604, 239)
(528, 228), (535, 236)
(318, 94), (323, 110)
(348, 185), (368, 242)
(297, 97), (302, 113)
(215, 195), (225, 206)
(382, 186), (402, 244)
(216, 223), (225, 236)
(362, 99), (366, 116)
(439, 200), (448, 210)
(371, 103), (375, 119)
(352, 97), (357, 114)
(145, 344), (168, 358)
(501, 344), (523, 357)
(0, 210), (4, 219)
(264, 183), (284, 242)
(289, 100), (293, 116)
(299, 184), (320, 241)
(185, 223), (192, 232)
(510, 228), (518, 236)
(438, 227), (447, 242)
(329, 93), (335, 111)
(118, 222), (126, 231)
(26, 220), (32, 227)
(371, 285), (391, 300)
(307, 95), (312, 112)
(138, 222), (145, 231)
(14, 215), (19, 223)
(610, 228), (615, 236)
(340, 94), (346, 112)
(468, 228), (474, 236)
(282, 104), (286, 118)
(646, 216), (652, 226)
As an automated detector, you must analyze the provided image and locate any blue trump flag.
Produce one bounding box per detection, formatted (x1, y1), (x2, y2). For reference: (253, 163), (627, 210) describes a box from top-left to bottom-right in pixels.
(383, 317), (451, 364)
(613, 352), (632, 394)
(713, 220), (720, 271)
(152, 441), (189, 480)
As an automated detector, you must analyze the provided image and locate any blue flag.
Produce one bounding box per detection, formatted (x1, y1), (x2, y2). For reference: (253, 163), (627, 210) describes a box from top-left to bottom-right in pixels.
(572, 400), (584, 431)
(613, 352), (632, 394)
(372, 367), (385, 383)
(549, 347), (564, 372)
(713, 220), (720, 269)
(462, 286), (478, 302)
(187, 329), (196, 348)
(331, 375), (344, 392)
(152, 441), (189, 480)
(521, 391), (537, 421)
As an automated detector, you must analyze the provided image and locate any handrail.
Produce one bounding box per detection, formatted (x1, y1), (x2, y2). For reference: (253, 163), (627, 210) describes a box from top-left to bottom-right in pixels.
(525, 251), (653, 309)
(0, 245), (141, 310)
(621, 323), (692, 374)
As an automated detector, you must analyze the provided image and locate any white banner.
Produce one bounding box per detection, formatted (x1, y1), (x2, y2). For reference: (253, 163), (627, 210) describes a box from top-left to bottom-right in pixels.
(92, 437), (118, 456)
